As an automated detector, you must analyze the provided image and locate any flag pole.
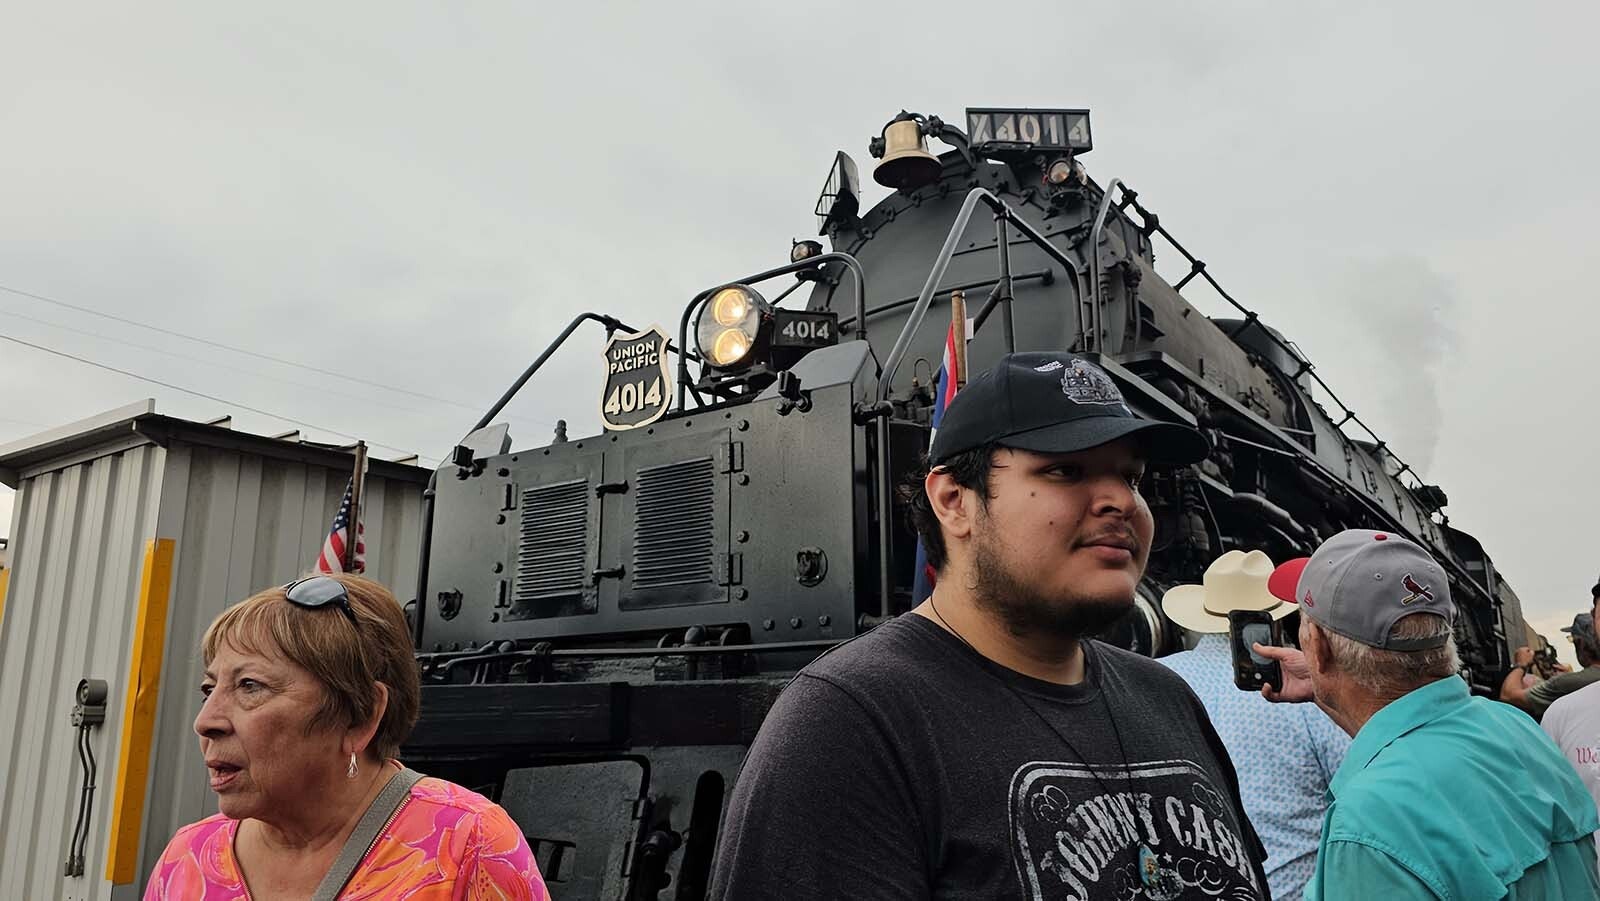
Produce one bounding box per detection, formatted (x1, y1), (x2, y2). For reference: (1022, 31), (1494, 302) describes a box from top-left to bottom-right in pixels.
(345, 441), (367, 571)
(950, 290), (968, 390)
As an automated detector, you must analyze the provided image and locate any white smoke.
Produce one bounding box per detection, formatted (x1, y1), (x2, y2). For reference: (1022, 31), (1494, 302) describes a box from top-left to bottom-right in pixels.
(1309, 256), (1460, 477)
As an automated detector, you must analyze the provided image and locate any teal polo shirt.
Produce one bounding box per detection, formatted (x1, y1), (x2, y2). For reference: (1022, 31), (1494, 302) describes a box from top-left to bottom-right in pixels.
(1305, 676), (1600, 900)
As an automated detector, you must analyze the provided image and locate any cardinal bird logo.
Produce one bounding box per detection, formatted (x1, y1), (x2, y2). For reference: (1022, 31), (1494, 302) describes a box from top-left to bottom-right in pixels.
(1401, 573), (1435, 605)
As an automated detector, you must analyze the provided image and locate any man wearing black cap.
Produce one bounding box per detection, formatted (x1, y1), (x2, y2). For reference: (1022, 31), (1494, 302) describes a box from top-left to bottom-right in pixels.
(1255, 530), (1599, 899)
(711, 353), (1269, 900)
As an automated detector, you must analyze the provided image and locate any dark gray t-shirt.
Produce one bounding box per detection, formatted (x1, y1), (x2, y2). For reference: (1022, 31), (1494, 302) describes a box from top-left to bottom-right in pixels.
(710, 614), (1268, 900)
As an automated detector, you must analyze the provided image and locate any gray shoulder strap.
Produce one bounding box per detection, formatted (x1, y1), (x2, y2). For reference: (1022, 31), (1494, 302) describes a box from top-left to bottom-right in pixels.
(311, 766), (426, 901)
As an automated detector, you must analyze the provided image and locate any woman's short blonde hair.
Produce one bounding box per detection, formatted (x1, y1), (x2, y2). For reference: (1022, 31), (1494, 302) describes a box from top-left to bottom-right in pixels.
(202, 573), (421, 761)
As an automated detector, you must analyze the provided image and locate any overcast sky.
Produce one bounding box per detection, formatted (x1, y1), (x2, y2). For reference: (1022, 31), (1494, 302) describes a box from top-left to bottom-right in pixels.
(1, 3), (1594, 660)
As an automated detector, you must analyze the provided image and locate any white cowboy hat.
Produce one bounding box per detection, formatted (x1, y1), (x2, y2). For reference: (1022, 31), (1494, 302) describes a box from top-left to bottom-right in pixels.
(1161, 549), (1296, 634)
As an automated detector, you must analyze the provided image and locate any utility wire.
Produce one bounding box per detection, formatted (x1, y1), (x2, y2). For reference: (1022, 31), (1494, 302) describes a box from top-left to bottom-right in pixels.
(0, 302), (472, 423)
(0, 330), (434, 463)
(0, 282), (488, 416)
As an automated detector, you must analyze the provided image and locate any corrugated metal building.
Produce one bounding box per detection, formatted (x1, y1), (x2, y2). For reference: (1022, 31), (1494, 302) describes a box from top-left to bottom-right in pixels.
(0, 401), (429, 900)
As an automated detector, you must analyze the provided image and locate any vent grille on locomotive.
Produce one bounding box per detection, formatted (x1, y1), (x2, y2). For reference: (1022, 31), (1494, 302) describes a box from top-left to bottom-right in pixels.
(632, 457), (716, 590)
(516, 479), (590, 602)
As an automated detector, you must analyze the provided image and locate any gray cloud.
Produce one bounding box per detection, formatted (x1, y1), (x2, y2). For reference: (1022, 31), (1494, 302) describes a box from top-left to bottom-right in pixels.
(1, 2), (1596, 625)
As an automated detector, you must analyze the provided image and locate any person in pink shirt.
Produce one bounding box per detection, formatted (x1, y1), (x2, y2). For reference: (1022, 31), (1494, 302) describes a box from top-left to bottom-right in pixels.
(143, 574), (547, 900)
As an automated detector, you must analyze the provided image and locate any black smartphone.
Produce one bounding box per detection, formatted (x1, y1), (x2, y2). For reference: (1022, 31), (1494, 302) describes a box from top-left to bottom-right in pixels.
(1227, 610), (1282, 692)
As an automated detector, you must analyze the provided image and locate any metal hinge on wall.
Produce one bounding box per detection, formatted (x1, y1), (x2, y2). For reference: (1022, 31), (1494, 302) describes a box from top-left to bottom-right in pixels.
(719, 553), (743, 587)
(718, 441), (744, 474)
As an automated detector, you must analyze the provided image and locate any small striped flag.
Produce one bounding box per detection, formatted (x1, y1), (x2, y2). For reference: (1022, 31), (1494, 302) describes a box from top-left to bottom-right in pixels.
(316, 478), (366, 574)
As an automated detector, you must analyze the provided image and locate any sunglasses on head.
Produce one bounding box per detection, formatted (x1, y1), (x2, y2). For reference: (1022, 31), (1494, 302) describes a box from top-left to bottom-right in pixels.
(282, 576), (359, 627)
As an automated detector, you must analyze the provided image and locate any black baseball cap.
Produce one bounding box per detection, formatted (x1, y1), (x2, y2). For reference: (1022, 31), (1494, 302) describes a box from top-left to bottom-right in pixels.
(928, 352), (1209, 466)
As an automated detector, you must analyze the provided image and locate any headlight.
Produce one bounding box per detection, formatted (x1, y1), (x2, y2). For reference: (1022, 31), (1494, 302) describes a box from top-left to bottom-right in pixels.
(697, 285), (768, 369)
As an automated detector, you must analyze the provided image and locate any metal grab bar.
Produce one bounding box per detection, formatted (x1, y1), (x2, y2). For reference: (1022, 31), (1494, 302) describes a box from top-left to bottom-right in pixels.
(412, 310), (659, 647)
(673, 252), (867, 412)
(1087, 177), (1124, 352)
(875, 188), (1086, 402)
(871, 187), (1087, 617)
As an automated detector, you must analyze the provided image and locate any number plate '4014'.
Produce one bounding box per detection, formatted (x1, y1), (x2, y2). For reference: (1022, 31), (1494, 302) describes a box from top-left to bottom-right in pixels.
(771, 309), (840, 349)
(965, 108), (1092, 153)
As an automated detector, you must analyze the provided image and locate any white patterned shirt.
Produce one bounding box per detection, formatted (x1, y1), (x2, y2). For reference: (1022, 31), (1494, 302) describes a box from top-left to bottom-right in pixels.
(1160, 634), (1350, 900)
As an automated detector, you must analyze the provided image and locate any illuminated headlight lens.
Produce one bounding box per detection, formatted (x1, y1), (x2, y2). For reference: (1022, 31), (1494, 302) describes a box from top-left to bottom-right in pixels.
(712, 329), (752, 365)
(697, 285), (767, 369)
(712, 287), (752, 326)
(1046, 158), (1075, 185)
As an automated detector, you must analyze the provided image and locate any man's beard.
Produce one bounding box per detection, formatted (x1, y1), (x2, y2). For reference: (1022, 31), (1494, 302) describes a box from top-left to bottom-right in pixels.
(970, 530), (1134, 640)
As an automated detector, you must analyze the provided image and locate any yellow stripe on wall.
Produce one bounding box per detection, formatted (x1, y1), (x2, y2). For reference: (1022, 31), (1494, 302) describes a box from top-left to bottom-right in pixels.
(0, 565), (9, 629)
(105, 538), (176, 885)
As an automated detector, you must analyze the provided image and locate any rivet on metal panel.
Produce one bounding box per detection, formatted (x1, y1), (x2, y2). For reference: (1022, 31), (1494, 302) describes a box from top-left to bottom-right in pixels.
(493, 562), (504, 573)
(735, 588), (749, 600)
(762, 619), (775, 631)
(497, 467), (510, 477)
(736, 420), (750, 431)
(736, 531), (749, 543)
(789, 617), (803, 629)
(496, 514), (506, 525)
(819, 615), (831, 627)
(737, 475), (750, 486)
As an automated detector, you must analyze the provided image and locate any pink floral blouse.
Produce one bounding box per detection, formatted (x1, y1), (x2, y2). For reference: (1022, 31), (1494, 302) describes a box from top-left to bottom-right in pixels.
(143, 776), (548, 900)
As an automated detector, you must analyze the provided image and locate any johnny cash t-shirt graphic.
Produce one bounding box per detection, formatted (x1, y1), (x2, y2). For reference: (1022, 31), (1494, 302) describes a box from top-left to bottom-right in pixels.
(1011, 759), (1262, 901)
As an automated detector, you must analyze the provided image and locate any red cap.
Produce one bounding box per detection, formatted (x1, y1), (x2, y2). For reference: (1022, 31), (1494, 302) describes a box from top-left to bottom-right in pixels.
(1268, 557), (1311, 604)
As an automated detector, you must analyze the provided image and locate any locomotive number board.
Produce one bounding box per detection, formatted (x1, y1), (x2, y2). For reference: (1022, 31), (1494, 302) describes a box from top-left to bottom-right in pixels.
(771, 309), (839, 349)
(965, 108), (1092, 153)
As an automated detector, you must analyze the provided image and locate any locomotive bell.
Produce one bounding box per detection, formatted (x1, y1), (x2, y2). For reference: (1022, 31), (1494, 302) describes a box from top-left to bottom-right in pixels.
(873, 118), (942, 190)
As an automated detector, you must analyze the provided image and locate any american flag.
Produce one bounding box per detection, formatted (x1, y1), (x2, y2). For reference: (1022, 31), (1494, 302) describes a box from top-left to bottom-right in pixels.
(316, 477), (366, 574)
(911, 315), (970, 605)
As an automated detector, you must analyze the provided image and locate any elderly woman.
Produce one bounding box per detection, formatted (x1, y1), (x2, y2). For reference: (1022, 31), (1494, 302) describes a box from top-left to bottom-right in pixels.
(143, 574), (548, 900)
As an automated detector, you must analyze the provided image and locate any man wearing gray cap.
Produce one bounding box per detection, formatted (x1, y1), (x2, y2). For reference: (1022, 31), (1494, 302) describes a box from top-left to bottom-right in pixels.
(1257, 529), (1599, 900)
(1500, 609), (1600, 720)
(713, 352), (1269, 900)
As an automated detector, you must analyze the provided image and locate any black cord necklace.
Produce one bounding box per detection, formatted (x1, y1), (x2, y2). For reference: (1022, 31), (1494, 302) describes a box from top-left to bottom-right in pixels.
(927, 596), (1138, 800)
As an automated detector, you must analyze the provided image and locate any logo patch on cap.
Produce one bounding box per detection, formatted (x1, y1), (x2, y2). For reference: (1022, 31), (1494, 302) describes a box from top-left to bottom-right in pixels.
(1033, 360), (1064, 373)
(1060, 359), (1127, 408)
(1400, 573), (1434, 605)
(1302, 591), (1315, 608)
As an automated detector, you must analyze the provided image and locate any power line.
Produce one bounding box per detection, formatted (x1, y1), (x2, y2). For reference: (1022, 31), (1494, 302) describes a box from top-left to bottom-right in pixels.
(0, 302), (467, 422)
(0, 330), (434, 463)
(0, 282), (488, 416)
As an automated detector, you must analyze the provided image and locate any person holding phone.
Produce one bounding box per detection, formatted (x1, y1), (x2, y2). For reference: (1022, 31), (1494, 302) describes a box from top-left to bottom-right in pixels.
(1254, 530), (1599, 900)
(1159, 550), (1350, 900)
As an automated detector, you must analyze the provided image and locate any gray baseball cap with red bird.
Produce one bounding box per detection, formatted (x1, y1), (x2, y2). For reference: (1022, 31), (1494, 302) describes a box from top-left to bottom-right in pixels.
(1267, 529), (1456, 651)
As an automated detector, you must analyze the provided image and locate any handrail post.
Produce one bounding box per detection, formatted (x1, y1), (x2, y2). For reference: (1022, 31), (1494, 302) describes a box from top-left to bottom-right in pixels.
(994, 214), (1015, 352)
(1088, 178), (1124, 353)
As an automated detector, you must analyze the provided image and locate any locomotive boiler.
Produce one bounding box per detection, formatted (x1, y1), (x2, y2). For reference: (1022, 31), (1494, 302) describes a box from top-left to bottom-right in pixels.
(402, 107), (1530, 899)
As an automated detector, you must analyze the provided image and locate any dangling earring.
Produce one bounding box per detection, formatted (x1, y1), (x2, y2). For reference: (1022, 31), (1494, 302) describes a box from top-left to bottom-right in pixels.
(347, 752), (359, 780)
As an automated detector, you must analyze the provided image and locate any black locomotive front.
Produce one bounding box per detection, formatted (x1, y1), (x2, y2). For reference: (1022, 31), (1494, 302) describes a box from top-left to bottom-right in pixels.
(402, 106), (1528, 900)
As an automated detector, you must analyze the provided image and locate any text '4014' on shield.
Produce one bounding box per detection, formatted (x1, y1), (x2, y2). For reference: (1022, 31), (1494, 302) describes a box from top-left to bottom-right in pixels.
(600, 325), (674, 431)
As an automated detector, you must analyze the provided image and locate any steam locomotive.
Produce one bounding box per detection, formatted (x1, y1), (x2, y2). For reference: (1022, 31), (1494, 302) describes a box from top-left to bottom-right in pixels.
(401, 107), (1530, 899)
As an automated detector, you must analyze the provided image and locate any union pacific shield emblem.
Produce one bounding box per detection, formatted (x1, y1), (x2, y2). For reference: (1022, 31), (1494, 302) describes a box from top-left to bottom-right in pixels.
(600, 325), (673, 431)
